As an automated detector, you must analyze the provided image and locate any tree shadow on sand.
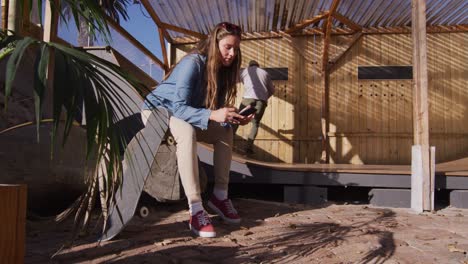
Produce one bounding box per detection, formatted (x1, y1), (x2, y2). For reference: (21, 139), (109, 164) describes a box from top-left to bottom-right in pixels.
(30, 201), (398, 264)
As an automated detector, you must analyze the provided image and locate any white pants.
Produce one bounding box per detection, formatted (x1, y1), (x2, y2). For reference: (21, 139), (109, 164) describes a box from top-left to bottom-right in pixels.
(142, 110), (233, 203)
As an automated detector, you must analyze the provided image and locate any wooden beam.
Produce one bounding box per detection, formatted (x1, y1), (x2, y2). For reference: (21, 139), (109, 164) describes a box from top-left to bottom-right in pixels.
(43, 0), (58, 42)
(1, 0), (8, 30)
(158, 27), (168, 70)
(328, 32), (362, 72)
(329, 0), (342, 16)
(332, 12), (362, 32)
(285, 12), (329, 34)
(0, 184), (27, 264)
(139, 0), (173, 43)
(139, 0), (171, 70)
(319, 0), (340, 163)
(160, 22), (206, 39)
(168, 24), (468, 45)
(322, 0), (341, 70)
(42, 0), (60, 119)
(411, 0), (431, 211)
(6, 0), (21, 34)
(104, 15), (167, 71)
(277, 31), (316, 66)
(365, 24), (468, 34)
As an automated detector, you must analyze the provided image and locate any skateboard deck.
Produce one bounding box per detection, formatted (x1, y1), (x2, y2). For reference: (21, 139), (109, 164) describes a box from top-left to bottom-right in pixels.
(143, 145), (208, 203)
(143, 141), (181, 202)
(100, 107), (169, 241)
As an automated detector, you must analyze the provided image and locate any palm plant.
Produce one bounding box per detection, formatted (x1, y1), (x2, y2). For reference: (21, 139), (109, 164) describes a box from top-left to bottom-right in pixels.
(1, 0), (154, 240)
(61, 0), (130, 46)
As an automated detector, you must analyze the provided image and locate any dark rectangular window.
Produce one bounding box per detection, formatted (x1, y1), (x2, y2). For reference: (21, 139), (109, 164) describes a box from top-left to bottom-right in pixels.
(241, 67), (288, 80)
(264, 68), (288, 80)
(358, 66), (412, 80)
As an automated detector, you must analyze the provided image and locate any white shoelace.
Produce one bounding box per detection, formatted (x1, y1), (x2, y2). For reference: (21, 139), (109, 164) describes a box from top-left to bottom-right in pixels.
(197, 211), (211, 226)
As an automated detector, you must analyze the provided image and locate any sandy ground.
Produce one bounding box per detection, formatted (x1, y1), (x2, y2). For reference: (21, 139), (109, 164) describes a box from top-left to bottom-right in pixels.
(26, 199), (468, 264)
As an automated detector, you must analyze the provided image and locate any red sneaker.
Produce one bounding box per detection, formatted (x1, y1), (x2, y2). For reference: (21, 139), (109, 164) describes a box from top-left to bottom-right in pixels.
(207, 197), (241, 224)
(189, 210), (216, 238)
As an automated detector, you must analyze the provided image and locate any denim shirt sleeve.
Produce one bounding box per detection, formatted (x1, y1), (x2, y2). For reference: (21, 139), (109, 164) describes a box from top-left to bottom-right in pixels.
(143, 54), (213, 129)
(170, 56), (212, 129)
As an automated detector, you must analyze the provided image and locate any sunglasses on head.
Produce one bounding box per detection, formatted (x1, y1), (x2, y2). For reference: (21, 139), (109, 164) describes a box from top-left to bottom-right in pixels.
(218, 22), (242, 36)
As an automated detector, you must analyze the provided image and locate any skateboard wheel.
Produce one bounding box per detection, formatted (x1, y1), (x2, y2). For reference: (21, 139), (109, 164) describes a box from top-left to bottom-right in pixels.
(166, 135), (175, 145)
(138, 206), (150, 218)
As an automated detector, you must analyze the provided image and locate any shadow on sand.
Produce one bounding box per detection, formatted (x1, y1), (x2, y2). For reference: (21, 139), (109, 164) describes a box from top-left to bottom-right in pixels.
(27, 199), (397, 264)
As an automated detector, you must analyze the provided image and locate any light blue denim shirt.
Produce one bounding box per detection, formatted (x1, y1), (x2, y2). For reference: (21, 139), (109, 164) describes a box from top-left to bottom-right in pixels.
(143, 54), (213, 130)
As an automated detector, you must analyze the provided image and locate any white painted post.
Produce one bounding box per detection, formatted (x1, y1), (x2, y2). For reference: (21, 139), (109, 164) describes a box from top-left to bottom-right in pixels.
(430, 146), (436, 210)
(412, 0), (431, 211)
(411, 145), (423, 213)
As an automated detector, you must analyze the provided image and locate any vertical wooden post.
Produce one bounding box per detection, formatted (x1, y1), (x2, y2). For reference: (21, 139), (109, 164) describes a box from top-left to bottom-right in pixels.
(6, 0), (21, 35)
(320, 68), (330, 163)
(411, 0), (432, 211)
(1, 0), (9, 30)
(319, 0), (340, 163)
(0, 184), (27, 264)
(42, 0), (59, 118)
(158, 27), (168, 68)
(320, 17), (332, 164)
(430, 146), (436, 209)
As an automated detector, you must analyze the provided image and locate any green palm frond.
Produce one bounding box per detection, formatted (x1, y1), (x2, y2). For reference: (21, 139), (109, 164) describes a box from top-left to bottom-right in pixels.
(1, 31), (153, 239)
(27, 0), (131, 46)
(2, 0), (158, 244)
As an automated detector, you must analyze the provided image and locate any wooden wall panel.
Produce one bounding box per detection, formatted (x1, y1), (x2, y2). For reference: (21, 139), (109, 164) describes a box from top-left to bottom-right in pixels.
(172, 32), (467, 165)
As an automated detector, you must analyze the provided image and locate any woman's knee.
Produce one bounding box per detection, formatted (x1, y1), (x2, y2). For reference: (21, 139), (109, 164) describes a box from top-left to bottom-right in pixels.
(169, 117), (196, 144)
(218, 126), (233, 147)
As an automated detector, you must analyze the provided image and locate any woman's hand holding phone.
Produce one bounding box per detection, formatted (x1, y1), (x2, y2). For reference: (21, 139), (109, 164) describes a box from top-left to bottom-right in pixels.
(235, 105), (256, 125)
(238, 106), (257, 116)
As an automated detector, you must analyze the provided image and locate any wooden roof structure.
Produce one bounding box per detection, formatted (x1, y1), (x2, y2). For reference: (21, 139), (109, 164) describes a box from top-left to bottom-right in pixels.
(145, 0), (467, 42)
(2, 0), (466, 74)
(138, 0), (467, 72)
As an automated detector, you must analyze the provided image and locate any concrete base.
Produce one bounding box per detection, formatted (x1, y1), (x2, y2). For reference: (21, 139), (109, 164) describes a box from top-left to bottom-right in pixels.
(450, 190), (468, 209)
(284, 186), (327, 205)
(369, 188), (411, 208)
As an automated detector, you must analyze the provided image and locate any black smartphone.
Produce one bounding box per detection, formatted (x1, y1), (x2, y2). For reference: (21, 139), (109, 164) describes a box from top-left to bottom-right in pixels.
(239, 106), (257, 116)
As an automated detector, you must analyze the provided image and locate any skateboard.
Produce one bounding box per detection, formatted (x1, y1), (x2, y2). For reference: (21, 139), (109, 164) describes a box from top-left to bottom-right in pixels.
(100, 107), (170, 241)
(142, 145), (208, 204)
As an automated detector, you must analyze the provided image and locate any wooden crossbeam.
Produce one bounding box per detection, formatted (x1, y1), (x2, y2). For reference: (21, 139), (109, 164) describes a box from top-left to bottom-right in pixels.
(332, 12), (362, 32)
(365, 24), (468, 34)
(160, 22), (206, 39)
(328, 32), (362, 72)
(140, 0), (173, 43)
(140, 0), (172, 70)
(277, 31), (316, 66)
(285, 12), (329, 34)
(169, 24), (467, 44)
(104, 15), (166, 71)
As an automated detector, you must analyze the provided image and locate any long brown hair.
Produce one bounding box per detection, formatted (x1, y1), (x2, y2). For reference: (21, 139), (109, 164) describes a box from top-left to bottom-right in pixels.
(197, 22), (242, 109)
(165, 22), (242, 110)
